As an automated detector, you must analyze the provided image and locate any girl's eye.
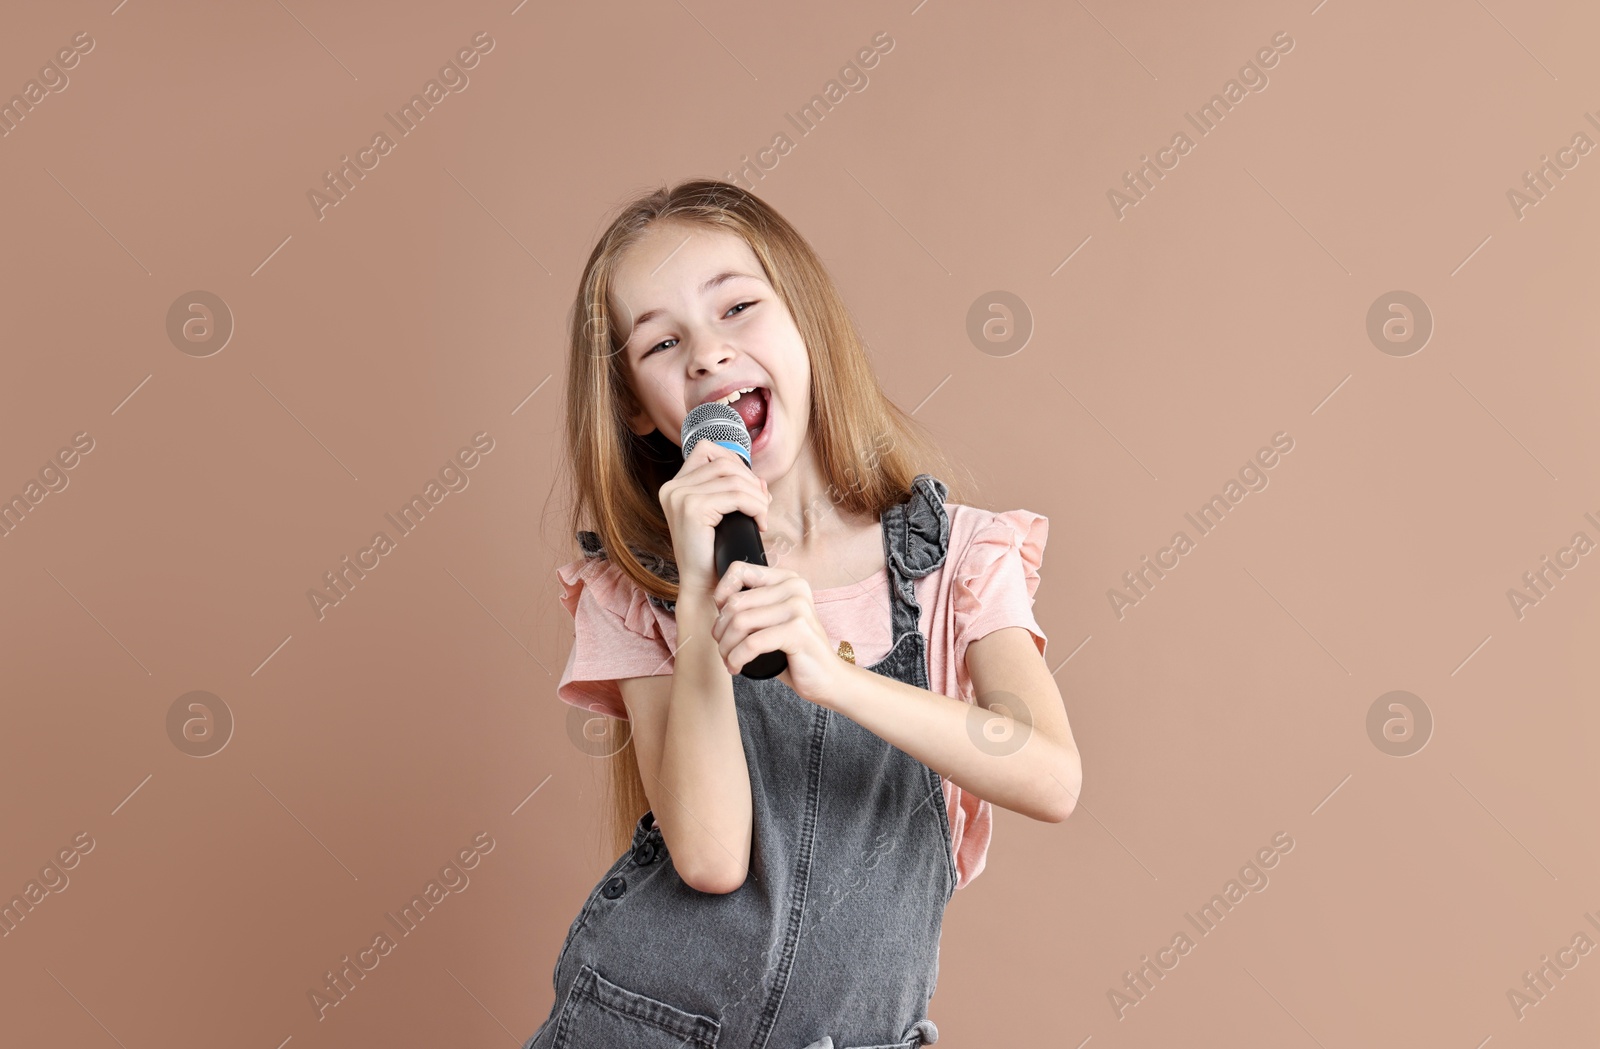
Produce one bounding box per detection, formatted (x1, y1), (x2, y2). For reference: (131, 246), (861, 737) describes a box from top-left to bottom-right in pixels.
(643, 302), (755, 357)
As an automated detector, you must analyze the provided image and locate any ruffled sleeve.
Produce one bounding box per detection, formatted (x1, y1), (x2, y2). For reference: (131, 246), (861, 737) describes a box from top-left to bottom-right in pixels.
(554, 554), (678, 721)
(951, 509), (1050, 677)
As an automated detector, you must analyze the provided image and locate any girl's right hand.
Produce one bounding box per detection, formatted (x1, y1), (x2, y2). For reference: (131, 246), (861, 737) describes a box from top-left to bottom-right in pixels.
(659, 438), (772, 595)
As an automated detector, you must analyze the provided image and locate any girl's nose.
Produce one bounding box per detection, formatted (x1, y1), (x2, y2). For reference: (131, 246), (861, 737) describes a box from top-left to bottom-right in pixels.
(688, 334), (736, 372)
(691, 343), (732, 369)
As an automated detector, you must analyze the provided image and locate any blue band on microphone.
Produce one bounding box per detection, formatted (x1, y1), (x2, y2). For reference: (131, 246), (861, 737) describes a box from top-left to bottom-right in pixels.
(711, 439), (751, 466)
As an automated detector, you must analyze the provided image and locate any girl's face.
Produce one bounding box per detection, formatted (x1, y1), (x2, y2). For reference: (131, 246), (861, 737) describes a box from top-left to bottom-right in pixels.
(613, 222), (810, 482)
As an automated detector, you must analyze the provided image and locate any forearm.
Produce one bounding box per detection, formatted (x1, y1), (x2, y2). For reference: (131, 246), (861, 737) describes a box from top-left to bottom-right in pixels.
(656, 586), (754, 892)
(818, 663), (1081, 823)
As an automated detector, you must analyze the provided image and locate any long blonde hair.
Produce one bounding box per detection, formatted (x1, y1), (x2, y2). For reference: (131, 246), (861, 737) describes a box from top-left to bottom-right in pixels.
(551, 178), (974, 863)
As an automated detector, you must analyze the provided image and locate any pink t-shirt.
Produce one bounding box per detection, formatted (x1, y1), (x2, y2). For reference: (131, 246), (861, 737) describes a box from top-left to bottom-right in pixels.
(553, 503), (1049, 891)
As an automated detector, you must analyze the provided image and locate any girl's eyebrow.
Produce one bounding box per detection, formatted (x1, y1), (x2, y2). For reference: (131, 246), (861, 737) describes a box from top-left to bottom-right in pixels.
(631, 271), (764, 331)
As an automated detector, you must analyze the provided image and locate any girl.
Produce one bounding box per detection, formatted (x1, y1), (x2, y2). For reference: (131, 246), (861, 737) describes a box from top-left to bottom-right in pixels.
(525, 179), (1081, 1049)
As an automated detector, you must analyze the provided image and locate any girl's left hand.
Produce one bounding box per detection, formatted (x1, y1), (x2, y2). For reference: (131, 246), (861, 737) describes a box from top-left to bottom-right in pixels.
(711, 562), (851, 706)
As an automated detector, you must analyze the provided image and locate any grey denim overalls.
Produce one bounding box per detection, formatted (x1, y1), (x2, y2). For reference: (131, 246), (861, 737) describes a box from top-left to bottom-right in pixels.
(522, 474), (957, 1049)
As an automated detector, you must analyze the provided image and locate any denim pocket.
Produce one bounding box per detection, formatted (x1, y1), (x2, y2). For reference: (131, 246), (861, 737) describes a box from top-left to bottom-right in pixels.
(553, 963), (720, 1049)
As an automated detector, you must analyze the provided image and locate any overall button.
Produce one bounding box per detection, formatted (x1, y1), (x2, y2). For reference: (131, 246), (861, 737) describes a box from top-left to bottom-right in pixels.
(601, 875), (626, 899)
(632, 841), (658, 865)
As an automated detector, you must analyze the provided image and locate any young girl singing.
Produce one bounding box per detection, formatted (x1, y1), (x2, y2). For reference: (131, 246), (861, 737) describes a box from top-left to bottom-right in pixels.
(523, 179), (1081, 1049)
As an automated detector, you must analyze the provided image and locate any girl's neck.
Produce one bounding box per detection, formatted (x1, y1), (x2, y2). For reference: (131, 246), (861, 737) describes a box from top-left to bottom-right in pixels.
(763, 444), (884, 588)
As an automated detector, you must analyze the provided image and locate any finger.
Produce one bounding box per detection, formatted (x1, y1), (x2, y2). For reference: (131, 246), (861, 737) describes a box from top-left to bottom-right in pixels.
(679, 451), (738, 481)
(717, 561), (776, 603)
(716, 583), (803, 649)
(714, 576), (769, 628)
(726, 481), (770, 534)
(690, 488), (770, 536)
(698, 439), (742, 466)
(721, 595), (799, 647)
(713, 561), (745, 606)
(699, 458), (760, 491)
(713, 558), (781, 606)
(736, 479), (770, 534)
(726, 623), (789, 676)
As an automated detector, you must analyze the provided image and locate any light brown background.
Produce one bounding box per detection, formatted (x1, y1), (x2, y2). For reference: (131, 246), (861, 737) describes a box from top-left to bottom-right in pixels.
(2, 0), (1597, 1046)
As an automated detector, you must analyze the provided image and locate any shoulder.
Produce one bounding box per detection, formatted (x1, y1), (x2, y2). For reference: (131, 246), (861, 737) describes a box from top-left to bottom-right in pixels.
(938, 502), (1050, 615)
(556, 547), (674, 643)
(931, 504), (1050, 653)
(943, 503), (1050, 567)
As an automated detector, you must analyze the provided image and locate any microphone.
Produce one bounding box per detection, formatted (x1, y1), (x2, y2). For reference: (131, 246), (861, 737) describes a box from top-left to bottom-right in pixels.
(680, 401), (787, 680)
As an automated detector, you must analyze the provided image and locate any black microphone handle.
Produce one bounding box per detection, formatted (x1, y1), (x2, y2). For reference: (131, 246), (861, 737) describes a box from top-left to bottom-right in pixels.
(713, 510), (788, 680)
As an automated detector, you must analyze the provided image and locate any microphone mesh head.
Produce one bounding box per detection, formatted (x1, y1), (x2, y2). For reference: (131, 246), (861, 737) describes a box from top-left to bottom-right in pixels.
(681, 401), (751, 465)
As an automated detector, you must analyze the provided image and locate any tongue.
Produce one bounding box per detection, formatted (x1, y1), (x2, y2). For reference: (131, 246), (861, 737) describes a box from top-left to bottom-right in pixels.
(733, 389), (768, 433)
